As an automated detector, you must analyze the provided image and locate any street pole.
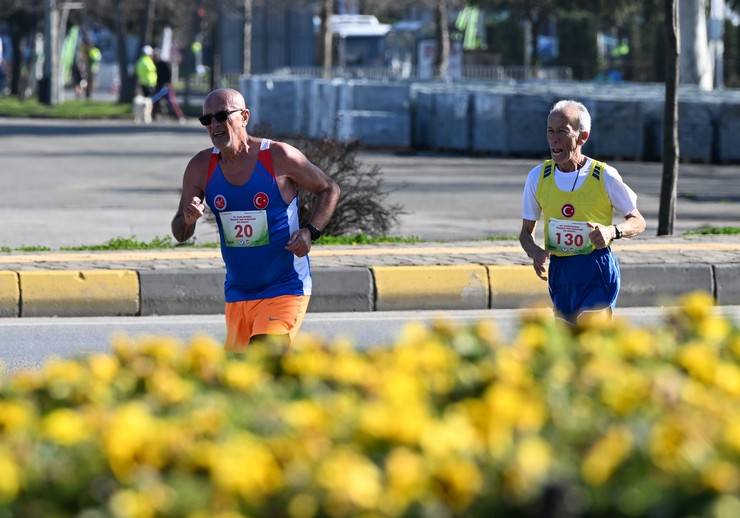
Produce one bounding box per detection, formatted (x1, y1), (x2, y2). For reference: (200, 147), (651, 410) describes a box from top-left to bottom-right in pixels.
(41, 0), (59, 105)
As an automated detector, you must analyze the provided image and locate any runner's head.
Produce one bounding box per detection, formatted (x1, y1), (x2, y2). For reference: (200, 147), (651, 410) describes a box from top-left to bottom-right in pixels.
(547, 99), (590, 171)
(202, 88), (250, 152)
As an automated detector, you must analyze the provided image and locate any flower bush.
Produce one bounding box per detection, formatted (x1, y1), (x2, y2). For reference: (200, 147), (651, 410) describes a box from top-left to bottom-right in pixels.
(1, 292), (739, 518)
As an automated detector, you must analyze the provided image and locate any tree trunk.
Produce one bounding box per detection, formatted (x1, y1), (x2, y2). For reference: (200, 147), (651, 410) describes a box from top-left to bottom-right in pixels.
(435, 0), (449, 79)
(210, 0), (223, 90)
(658, 0), (680, 236)
(320, 0), (333, 78)
(113, 0), (134, 103)
(679, 0), (712, 89)
(138, 0), (156, 54)
(243, 0), (252, 77)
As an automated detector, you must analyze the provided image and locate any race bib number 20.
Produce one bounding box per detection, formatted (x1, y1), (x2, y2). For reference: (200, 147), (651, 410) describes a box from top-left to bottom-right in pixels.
(547, 218), (592, 254)
(220, 210), (270, 247)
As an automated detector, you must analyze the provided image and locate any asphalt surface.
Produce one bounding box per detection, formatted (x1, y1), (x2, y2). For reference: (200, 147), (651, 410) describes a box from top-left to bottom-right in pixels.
(1, 118), (739, 248)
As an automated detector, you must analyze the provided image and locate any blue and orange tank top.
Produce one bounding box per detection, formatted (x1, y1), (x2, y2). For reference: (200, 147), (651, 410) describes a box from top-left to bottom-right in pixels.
(204, 139), (312, 302)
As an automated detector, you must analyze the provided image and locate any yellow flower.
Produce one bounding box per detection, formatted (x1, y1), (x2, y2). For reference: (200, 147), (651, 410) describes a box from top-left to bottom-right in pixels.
(678, 342), (718, 384)
(679, 291), (715, 321)
(110, 489), (155, 518)
(516, 323), (547, 351)
(43, 357), (86, 400)
(698, 315), (731, 343)
(617, 328), (657, 358)
(146, 367), (195, 405)
(724, 416), (740, 453)
(714, 363), (740, 397)
(650, 419), (685, 472)
(431, 457), (482, 510)
(582, 426), (633, 485)
(317, 447), (381, 510)
(0, 400), (34, 435)
(288, 493), (319, 518)
(208, 433), (283, 499)
(283, 400), (329, 432)
(104, 402), (158, 479)
(88, 353), (120, 383)
(222, 360), (264, 392)
(515, 437), (552, 483)
(42, 408), (91, 445)
(421, 411), (481, 458)
(385, 447), (426, 496)
(0, 447), (19, 503)
(185, 334), (225, 378)
(702, 460), (740, 493)
(600, 366), (650, 415)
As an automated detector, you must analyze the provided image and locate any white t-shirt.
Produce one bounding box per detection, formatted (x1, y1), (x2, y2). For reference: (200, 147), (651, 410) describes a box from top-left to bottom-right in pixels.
(521, 158), (638, 221)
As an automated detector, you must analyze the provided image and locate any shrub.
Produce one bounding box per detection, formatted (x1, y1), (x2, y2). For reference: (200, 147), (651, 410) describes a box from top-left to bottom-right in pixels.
(1, 292), (739, 517)
(203, 131), (401, 238)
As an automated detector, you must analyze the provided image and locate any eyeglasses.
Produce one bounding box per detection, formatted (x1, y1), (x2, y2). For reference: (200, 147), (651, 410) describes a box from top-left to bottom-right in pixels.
(199, 109), (242, 126)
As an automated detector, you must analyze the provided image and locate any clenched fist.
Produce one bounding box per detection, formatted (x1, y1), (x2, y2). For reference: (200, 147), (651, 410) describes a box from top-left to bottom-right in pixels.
(184, 196), (205, 225)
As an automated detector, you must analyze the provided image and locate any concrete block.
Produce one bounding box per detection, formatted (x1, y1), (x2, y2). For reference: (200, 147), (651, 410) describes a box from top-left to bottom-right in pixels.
(336, 110), (411, 148)
(0, 271), (19, 317)
(471, 91), (507, 154)
(20, 270), (139, 317)
(714, 264), (740, 305)
(308, 79), (340, 139)
(587, 99), (644, 160)
(619, 264), (714, 307)
(432, 90), (471, 151)
(308, 267), (373, 312)
(654, 101), (715, 163)
(488, 265), (550, 309)
(372, 265), (488, 311)
(140, 269), (225, 316)
(412, 88), (435, 148)
(243, 76), (308, 136)
(338, 81), (411, 113)
(718, 102), (740, 163)
(505, 94), (551, 156)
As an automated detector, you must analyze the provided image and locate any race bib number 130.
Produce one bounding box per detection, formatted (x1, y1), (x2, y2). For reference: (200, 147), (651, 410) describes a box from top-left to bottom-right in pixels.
(547, 218), (592, 254)
(220, 210), (270, 247)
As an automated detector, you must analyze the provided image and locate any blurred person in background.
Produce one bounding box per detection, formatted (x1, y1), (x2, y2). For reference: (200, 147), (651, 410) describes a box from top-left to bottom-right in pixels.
(519, 99), (646, 324)
(135, 45), (157, 97)
(151, 47), (185, 122)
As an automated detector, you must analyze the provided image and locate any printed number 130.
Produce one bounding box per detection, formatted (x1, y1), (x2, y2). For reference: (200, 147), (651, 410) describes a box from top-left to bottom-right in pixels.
(556, 232), (583, 247)
(234, 224), (253, 238)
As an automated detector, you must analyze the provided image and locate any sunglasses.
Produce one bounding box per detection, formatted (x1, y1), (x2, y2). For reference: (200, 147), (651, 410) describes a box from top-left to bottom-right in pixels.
(199, 109), (242, 126)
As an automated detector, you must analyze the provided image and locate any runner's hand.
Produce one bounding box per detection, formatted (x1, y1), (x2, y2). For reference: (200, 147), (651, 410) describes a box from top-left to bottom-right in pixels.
(184, 196), (205, 225)
(587, 222), (613, 249)
(285, 228), (311, 257)
(531, 247), (550, 280)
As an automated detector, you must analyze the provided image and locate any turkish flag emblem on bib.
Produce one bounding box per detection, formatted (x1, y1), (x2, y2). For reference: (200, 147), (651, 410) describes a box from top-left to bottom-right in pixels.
(561, 204), (575, 218)
(253, 192), (269, 209)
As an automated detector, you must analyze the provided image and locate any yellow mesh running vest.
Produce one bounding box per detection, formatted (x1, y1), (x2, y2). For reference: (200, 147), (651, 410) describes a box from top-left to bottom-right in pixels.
(536, 159), (613, 257)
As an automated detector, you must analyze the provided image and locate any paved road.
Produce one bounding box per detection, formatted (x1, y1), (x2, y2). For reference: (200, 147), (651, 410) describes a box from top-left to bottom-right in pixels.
(4, 306), (739, 371)
(1, 118), (738, 248)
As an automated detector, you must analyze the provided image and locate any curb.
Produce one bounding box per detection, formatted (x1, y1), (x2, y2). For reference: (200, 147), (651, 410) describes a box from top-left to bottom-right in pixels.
(0, 262), (736, 317)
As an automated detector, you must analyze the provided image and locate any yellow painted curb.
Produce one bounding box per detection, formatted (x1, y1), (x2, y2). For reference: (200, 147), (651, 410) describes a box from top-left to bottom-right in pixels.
(488, 265), (551, 309)
(0, 271), (19, 317)
(20, 270), (139, 317)
(372, 265), (489, 311)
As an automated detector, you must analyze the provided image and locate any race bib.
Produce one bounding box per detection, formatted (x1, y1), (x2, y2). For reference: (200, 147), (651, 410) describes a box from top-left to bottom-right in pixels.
(547, 218), (592, 254)
(220, 210), (270, 247)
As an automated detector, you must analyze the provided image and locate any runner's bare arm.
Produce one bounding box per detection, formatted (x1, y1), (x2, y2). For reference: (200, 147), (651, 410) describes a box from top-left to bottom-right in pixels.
(271, 142), (340, 256)
(172, 151), (210, 243)
(519, 219), (550, 280)
(587, 208), (647, 248)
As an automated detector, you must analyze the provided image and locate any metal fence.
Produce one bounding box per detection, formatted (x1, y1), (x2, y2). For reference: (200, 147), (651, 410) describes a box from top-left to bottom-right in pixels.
(269, 65), (573, 82)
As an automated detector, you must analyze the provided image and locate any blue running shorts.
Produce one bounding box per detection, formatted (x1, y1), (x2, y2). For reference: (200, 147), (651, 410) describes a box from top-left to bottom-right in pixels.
(547, 247), (621, 322)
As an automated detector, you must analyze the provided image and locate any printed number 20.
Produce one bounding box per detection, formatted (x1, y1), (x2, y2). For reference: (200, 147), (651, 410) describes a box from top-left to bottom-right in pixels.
(234, 224), (253, 238)
(555, 232), (584, 247)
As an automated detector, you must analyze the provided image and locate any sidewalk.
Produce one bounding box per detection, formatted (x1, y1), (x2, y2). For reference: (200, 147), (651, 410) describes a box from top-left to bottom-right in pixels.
(0, 235), (738, 317)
